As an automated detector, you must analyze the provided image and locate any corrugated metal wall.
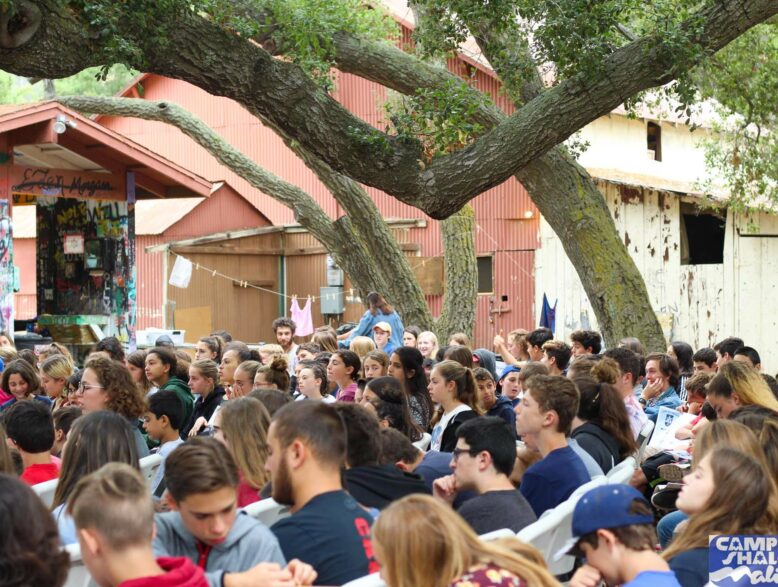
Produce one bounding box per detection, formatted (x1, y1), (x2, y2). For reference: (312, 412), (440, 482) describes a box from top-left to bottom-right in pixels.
(99, 23), (542, 347)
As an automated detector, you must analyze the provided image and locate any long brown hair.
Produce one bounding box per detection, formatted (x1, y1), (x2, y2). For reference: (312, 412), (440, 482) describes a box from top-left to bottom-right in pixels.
(367, 291), (394, 316)
(52, 411), (140, 510)
(663, 447), (778, 559)
(573, 375), (637, 460)
(219, 397), (271, 490)
(373, 495), (558, 587)
(429, 360), (482, 428)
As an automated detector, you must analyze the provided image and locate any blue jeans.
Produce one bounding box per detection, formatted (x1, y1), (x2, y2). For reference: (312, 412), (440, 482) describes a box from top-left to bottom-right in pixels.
(658, 510), (688, 548)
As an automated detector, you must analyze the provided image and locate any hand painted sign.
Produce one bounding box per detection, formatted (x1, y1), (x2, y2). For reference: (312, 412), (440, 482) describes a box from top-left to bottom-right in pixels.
(11, 167), (125, 201)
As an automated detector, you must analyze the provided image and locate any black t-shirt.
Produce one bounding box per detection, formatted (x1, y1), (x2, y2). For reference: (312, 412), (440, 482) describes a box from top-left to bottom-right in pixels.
(271, 490), (379, 586)
(456, 489), (537, 535)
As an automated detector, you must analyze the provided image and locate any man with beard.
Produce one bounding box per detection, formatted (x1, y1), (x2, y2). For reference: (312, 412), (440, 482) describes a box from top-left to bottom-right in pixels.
(267, 402), (379, 585)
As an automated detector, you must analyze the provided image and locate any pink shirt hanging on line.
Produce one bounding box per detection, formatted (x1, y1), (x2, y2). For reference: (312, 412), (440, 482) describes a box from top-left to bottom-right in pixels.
(290, 296), (314, 337)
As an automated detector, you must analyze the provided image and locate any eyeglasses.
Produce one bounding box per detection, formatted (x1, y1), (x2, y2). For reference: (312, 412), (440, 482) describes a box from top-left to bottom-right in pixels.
(77, 381), (105, 394)
(451, 447), (479, 461)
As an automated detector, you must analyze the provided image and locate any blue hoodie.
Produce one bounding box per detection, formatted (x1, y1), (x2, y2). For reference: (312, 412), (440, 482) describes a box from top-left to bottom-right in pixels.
(153, 510), (286, 587)
(487, 394), (516, 437)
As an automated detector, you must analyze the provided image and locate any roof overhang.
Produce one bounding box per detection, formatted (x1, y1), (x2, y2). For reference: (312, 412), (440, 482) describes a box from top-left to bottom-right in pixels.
(0, 101), (212, 200)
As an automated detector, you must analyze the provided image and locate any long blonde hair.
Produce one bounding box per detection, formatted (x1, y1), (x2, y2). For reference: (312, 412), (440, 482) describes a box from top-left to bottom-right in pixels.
(373, 495), (558, 587)
(219, 397), (271, 489)
(707, 361), (778, 411)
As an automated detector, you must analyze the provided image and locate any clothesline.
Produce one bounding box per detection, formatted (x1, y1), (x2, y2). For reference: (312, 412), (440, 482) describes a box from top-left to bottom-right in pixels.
(170, 251), (354, 304)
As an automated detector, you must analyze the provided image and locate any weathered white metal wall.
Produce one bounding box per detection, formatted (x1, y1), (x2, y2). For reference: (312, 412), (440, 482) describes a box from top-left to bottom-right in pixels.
(535, 181), (778, 374)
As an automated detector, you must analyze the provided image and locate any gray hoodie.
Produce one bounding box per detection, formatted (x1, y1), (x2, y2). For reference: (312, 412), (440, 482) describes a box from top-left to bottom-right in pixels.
(153, 510), (286, 587)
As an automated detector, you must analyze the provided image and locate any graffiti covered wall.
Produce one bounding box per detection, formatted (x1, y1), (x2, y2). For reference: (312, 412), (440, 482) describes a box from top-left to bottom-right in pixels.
(0, 200), (13, 334)
(36, 197), (134, 341)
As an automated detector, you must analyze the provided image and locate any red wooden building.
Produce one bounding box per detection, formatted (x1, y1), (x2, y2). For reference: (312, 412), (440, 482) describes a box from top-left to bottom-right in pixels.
(16, 24), (541, 346)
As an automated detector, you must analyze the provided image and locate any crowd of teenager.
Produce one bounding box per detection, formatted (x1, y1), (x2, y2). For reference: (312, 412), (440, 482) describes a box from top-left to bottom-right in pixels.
(0, 291), (776, 587)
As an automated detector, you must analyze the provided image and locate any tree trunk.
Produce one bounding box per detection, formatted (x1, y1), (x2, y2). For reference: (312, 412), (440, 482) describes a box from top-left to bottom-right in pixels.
(435, 204), (477, 342)
(61, 96), (478, 336)
(517, 150), (666, 350)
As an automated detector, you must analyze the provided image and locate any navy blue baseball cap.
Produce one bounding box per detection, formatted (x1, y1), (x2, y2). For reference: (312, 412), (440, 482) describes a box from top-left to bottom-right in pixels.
(554, 484), (654, 560)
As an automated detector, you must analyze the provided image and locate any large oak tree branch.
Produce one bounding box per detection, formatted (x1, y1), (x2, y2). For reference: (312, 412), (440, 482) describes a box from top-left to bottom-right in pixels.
(1, 0), (775, 218)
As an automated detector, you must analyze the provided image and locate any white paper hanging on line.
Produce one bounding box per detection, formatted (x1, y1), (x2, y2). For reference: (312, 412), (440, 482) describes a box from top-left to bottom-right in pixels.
(169, 256), (193, 289)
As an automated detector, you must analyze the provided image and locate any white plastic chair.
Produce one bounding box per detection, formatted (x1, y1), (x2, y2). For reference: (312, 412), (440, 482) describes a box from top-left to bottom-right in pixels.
(636, 420), (655, 463)
(139, 454), (162, 487)
(517, 476), (606, 578)
(342, 572), (386, 587)
(413, 432), (431, 451)
(479, 528), (516, 542)
(242, 498), (291, 527)
(32, 477), (59, 508)
(607, 456), (637, 485)
(64, 543), (95, 587)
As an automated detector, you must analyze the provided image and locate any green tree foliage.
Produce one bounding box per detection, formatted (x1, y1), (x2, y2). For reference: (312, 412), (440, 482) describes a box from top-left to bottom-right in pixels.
(0, 65), (135, 104)
(696, 22), (778, 209)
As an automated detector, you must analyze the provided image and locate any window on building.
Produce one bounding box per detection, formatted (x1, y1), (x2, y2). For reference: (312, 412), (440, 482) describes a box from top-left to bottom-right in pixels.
(647, 122), (662, 162)
(680, 204), (725, 265)
(477, 256), (493, 294)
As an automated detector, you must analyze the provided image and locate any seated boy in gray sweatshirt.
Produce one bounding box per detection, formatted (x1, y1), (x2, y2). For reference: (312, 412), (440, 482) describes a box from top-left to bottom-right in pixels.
(153, 437), (316, 587)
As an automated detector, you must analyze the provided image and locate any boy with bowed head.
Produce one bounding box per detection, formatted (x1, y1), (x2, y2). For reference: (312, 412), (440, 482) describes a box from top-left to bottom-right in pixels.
(561, 484), (681, 587)
(153, 437), (315, 587)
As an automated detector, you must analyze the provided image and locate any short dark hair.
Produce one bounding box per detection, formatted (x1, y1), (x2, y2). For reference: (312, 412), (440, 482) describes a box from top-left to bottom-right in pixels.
(570, 330), (602, 354)
(210, 329), (233, 343)
(542, 340), (572, 371)
(473, 367), (494, 382)
(734, 346), (761, 367)
(526, 327), (553, 349)
(456, 417), (516, 477)
(147, 346), (177, 374)
(714, 337), (744, 359)
(603, 347), (641, 383)
(525, 375), (580, 435)
(95, 336), (125, 362)
(164, 438), (238, 502)
(147, 390), (185, 431)
(272, 402), (346, 470)
(2, 400), (54, 453)
(334, 350), (362, 382)
(297, 342), (321, 356)
(644, 353), (680, 388)
(53, 406), (82, 436)
(334, 403), (381, 467)
(693, 347), (717, 367)
(272, 317), (296, 334)
(378, 428), (419, 466)
(248, 388), (291, 416)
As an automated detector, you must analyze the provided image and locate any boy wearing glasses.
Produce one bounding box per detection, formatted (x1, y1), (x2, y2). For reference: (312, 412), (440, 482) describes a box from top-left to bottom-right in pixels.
(432, 417), (536, 534)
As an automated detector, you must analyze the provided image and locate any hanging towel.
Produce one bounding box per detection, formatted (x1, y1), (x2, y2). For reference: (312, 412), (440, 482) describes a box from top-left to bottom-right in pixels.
(290, 296), (314, 336)
(540, 293), (557, 333)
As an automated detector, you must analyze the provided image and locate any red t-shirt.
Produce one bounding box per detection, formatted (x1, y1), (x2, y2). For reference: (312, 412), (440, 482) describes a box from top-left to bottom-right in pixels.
(119, 557), (209, 587)
(21, 462), (60, 486)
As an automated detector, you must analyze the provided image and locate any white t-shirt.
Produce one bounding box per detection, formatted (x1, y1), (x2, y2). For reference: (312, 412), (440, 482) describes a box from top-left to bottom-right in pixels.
(430, 404), (473, 451)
